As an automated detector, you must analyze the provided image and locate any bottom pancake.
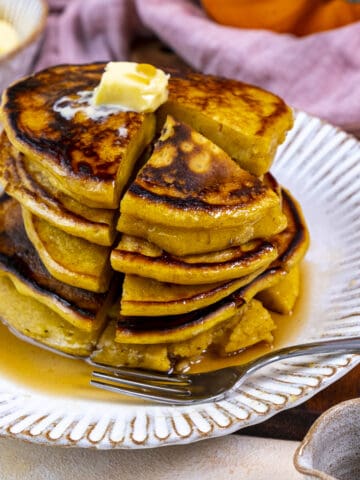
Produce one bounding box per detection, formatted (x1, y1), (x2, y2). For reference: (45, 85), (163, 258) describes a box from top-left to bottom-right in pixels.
(91, 298), (276, 372)
(0, 276), (100, 356)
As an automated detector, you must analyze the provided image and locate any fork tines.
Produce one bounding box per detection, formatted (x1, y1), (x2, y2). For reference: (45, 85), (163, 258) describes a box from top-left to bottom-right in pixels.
(90, 367), (193, 404)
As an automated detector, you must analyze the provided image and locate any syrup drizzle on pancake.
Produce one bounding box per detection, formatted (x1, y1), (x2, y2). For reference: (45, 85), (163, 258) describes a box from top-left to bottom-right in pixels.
(53, 90), (132, 121)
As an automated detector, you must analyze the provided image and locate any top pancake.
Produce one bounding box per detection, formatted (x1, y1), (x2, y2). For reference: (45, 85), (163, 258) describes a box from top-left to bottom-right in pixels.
(1, 64), (293, 209)
(120, 115), (285, 229)
(158, 70), (293, 175)
(0, 63), (156, 208)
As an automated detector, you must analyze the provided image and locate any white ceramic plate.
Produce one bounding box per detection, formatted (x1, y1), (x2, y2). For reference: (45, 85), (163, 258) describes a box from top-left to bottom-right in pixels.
(0, 111), (359, 449)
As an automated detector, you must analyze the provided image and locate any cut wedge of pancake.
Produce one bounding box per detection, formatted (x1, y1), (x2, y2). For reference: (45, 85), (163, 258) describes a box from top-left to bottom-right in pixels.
(118, 115), (287, 255)
(121, 115), (286, 228)
(111, 235), (278, 285)
(115, 187), (309, 344)
(257, 264), (300, 314)
(0, 134), (116, 245)
(22, 208), (112, 293)
(158, 70), (293, 176)
(213, 298), (275, 356)
(1, 63), (156, 208)
(117, 296), (241, 345)
(120, 268), (265, 316)
(0, 195), (113, 333)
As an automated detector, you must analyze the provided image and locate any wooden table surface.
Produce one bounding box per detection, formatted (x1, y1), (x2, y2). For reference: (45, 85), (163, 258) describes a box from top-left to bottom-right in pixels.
(131, 38), (360, 441)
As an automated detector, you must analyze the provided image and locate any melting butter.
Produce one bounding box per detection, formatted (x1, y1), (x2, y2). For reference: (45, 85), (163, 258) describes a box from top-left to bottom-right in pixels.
(0, 19), (20, 56)
(93, 62), (169, 113)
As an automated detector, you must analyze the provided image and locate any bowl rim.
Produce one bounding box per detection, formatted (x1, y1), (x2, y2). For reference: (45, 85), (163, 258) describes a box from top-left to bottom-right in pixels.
(293, 398), (360, 480)
(0, 0), (48, 62)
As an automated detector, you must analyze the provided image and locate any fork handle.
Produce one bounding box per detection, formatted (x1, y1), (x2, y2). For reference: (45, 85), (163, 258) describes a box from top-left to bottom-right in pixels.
(238, 337), (360, 377)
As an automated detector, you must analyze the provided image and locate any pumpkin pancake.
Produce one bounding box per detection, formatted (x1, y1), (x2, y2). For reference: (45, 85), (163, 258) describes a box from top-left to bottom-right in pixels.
(270, 189), (309, 272)
(0, 133), (116, 245)
(121, 114), (285, 228)
(257, 264), (300, 314)
(0, 276), (101, 356)
(117, 207), (286, 256)
(158, 70), (293, 176)
(0, 195), (113, 333)
(118, 115), (287, 255)
(115, 269), (281, 346)
(111, 235), (278, 285)
(120, 268), (265, 317)
(91, 320), (171, 371)
(114, 186), (309, 344)
(117, 295), (241, 345)
(22, 208), (112, 293)
(0, 63), (156, 208)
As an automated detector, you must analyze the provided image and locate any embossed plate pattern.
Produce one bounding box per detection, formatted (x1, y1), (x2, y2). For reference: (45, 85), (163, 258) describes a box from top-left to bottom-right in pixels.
(0, 111), (359, 448)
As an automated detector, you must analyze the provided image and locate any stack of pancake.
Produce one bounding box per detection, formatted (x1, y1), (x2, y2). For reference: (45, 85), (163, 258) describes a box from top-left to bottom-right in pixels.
(0, 63), (309, 372)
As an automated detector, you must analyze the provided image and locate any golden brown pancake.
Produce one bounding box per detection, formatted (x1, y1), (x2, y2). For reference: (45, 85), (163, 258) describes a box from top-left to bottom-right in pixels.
(0, 276), (102, 356)
(117, 209), (286, 256)
(0, 133), (116, 245)
(114, 268), (283, 348)
(22, 208), (112, 293)
(116, 294), (241, 345)
(111, 234), (278, 285)
(118, 115), (287, 255)
(1, 63), (156, 208)
(158, 70), (293, 176)
(120, 268), (265, 317)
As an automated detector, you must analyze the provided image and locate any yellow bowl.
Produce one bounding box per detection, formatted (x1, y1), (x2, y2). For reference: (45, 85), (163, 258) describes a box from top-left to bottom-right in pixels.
(0, 0), (48, 93)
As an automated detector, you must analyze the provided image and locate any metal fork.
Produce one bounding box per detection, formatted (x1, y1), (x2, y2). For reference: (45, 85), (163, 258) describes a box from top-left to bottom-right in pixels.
(90, 337), (360, 405)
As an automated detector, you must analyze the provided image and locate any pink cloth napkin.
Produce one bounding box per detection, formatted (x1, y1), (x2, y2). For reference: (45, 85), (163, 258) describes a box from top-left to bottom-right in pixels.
(36, 0), (145, 69)
(36, 0), (360, 131)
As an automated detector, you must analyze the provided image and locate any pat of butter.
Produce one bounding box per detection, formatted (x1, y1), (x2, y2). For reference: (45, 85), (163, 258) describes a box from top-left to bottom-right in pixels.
(93, 62), (169, 113)
(0, 19), (20, 56)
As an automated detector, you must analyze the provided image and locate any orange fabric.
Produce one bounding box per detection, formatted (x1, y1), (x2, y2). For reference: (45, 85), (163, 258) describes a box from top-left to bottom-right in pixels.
(202, 0), (360, 35)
